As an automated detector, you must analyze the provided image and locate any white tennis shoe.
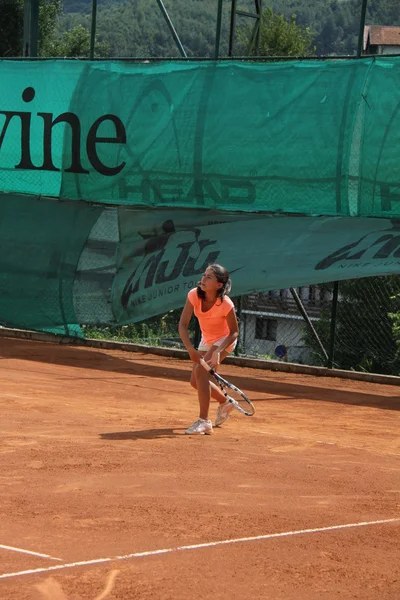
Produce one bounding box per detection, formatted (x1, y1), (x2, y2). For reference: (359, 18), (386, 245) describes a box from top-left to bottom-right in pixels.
(185, 418), (213, 435)
(215, 399), (234, 426)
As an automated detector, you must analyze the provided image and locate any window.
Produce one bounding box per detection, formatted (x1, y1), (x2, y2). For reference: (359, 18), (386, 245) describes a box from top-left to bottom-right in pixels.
(255, 318), (278, 341)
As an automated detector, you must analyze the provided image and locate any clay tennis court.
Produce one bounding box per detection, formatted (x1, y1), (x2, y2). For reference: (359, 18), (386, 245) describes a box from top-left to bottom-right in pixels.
(0, 336), (399, 599)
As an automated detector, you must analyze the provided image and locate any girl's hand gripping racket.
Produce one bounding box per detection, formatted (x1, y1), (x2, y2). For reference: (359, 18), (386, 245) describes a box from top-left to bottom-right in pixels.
(200, 358), (255, 416)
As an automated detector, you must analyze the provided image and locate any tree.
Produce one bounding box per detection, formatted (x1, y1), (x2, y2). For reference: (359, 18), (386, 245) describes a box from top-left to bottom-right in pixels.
(38, 0), (61, 54)
(0, 0), (24, 57)
(367, 0), (400, 26)
(55, 0), (400, 59)
(389, 306), (400, 368)
(239, 7), (315, 57)
(42, 24), (110, 57)
(0, 0), (61, 57)
(0, 1), (108, 58)
(58, 1), (316, 59)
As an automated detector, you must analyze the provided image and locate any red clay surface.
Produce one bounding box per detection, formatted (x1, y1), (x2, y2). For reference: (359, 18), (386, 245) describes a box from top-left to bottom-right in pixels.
(0, 336), (399, 600)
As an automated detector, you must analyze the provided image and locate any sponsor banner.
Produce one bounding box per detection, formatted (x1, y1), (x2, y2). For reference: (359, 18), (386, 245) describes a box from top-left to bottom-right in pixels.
(112, 209), (400, 322)
(2, 58), (400, 217)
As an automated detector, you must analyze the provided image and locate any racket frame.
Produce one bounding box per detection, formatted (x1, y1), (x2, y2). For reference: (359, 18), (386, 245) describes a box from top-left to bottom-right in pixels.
(200, 358), (255, 416)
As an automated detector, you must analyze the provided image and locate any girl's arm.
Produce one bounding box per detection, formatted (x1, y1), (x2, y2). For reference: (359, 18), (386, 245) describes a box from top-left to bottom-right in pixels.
(179, 298), (201, 364)
(210, 308), (239, 365)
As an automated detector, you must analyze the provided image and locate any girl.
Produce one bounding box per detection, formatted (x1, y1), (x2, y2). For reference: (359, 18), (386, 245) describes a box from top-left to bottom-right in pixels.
(178, 264), (239, 435)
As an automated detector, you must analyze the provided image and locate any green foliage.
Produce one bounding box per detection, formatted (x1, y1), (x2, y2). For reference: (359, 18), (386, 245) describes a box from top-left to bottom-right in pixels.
(57, 0), (232, 58)
(269, 0), (400, 55)
(2, 0), (400, 59)
(270, 0), (358, 55)
(238, 8), (315, 57)
(388, 292), (400, 368)
(0, 0), (107, 58)
(0, 0), (61, 57)
(367, 0), (400, 25)
(304, 277), (400, 375)
(55, 0), (400, 58)
(0, 0), (24, 57)
(82, 309), (192, 348)
(42, 24), (110, 57)
(38, 0), (61, 52)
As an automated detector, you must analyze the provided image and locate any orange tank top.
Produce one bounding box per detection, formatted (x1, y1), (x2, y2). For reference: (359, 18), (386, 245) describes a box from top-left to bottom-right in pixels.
(187, 287), (234, 345)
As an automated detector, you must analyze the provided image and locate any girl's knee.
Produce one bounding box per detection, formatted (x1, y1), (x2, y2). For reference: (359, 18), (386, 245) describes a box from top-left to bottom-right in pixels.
(192, 363), (207, 381)
(196, 364), (209, 381)
(190, 365), (201, 388)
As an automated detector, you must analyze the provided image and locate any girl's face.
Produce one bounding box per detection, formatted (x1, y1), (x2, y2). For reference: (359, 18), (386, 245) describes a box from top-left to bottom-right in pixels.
(200, 267), (223, 295)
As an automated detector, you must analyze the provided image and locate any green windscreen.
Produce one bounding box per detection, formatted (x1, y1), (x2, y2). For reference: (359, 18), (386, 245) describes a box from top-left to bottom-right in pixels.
(0, 58), (400, 216)
(0, 58), (400, 333)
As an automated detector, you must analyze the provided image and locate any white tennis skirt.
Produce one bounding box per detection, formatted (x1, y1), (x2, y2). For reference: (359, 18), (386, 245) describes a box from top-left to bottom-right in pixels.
(198, 336), (237, 353)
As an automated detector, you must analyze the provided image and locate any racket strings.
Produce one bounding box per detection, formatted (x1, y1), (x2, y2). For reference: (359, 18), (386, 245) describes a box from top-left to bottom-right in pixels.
(226, 386), (254, 415)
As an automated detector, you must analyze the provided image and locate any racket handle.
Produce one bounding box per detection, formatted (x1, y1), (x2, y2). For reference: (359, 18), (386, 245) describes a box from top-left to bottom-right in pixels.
(200, 358), (212, 372)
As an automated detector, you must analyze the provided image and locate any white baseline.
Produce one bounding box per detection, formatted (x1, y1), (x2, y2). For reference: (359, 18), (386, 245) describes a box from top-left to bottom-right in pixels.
(0, 518), (398, 581)
(0, 544), (61, 561)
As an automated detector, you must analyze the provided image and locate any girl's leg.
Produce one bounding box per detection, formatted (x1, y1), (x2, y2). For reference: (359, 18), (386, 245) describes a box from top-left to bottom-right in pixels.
(194, 357), (212, 420)
(190, 368), (226, 403)
(191, 349), (230, 420)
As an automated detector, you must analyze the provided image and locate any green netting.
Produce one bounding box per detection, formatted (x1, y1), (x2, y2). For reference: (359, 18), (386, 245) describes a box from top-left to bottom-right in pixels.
(0, 193), (101, 335)
(1, 58), (400, 335)
(2, 196), (399, 333)
(0, 58), (399, 217)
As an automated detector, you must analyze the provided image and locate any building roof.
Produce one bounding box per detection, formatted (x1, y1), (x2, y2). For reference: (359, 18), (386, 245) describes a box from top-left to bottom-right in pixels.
(364, 26), (400, 50)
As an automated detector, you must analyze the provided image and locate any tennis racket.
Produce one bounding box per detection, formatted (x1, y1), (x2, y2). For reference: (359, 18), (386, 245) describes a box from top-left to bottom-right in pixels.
(200, 358), (255, 416)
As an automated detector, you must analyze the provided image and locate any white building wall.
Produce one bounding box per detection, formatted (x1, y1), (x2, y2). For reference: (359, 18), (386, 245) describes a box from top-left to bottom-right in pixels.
(381, 45), (400, 55)
(242, 314), (312, 364)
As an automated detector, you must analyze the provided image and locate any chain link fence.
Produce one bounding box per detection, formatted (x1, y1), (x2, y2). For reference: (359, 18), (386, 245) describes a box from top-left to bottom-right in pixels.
(236, 287), (332, 364)
(1, 196), (397, 375)
(80, 239), (400, 375)
(19, 203), (392, 376)
(235, 277), (400, 375)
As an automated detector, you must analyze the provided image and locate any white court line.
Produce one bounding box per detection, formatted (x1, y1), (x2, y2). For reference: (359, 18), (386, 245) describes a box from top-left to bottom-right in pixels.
(0, 517), (398, 581)
(0, 544), (62, 561)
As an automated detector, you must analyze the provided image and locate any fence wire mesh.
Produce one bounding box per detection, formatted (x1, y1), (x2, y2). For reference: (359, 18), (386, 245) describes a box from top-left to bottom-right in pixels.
(237, 287), (333, 364)
(74, 209), (400, 374)
(81, 273), (400, 376)
(236, 277), (400, 375)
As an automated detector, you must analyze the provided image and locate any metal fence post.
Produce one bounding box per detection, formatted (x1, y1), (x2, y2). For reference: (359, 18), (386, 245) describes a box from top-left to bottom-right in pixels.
(89, 0), (98, 60)
(155, 0), (187, 58)
(357, 0), (369, 58)
(290, 287), (329, 363)
(228, 0), (238, 57)
(235, 296), (242, 356)
(23, 0), (39, 57)
(215, 0), (224, 59)
(327, 282), (339, 368)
